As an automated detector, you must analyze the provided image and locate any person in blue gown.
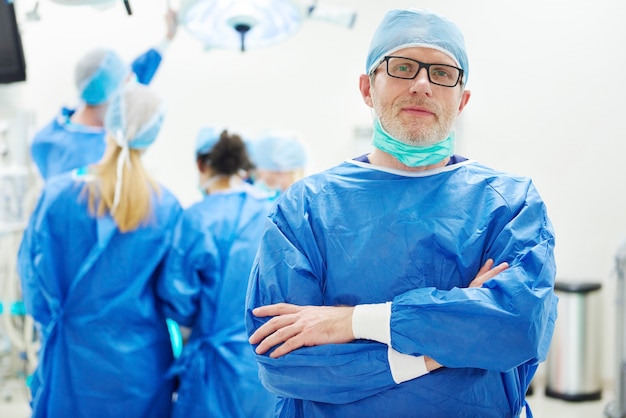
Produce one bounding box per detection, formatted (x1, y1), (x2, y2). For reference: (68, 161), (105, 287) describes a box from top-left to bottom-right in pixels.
(17, 82), (182, 418)
(246, 8), (558, 418)
(30, 9), (178, 181)
(247, 129), (308, 197)
(157, 127), (276, 418)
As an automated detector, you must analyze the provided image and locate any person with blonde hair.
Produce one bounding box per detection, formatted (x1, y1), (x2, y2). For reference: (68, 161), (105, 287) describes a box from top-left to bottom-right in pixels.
(17, 82), (182, 418)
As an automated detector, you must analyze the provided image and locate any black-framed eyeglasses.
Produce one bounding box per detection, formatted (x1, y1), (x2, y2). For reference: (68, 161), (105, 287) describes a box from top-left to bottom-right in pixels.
(378, 56), (463, 87)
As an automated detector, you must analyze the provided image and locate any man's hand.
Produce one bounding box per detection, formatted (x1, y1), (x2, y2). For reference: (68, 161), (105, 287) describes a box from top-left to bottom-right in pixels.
(165, 8), (178, 41)
(425, 356), (442, 371)
(469, 258), (509, 288)
(249, 303), (354, 358)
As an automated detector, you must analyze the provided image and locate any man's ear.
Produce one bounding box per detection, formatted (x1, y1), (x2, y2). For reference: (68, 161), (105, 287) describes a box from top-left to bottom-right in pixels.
(457, 89), (471, 115)
(359, 74), (374, 108)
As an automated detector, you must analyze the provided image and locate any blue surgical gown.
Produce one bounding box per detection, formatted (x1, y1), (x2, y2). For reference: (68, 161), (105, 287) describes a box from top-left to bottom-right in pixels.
(17, 170), (182, 418)
(157, 186), (277, 418)
(30, 48), (163, 180)
(245, 157), (558, 418)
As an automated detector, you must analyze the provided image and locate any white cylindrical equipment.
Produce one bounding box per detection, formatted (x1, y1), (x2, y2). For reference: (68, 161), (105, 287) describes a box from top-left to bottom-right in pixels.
(546, 281), (603, 402)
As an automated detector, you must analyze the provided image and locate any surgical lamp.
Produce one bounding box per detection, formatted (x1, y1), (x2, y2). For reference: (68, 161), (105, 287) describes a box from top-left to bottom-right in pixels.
(178, 0), (356, 52)
(45, 0), (133, 15)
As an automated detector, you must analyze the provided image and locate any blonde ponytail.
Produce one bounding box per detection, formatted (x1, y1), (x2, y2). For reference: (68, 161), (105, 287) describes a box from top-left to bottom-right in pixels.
(84, 137), (160, 232)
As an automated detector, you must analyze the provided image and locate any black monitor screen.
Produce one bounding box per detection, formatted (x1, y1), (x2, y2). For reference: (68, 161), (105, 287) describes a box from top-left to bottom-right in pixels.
(0, 1), (27, 84)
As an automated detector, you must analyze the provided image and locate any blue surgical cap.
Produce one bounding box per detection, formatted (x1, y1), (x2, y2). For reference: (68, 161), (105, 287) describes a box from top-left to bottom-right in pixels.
(249, 130), (307, 171)
(105, 82), (165, 150)
(366, 9), (469, 84)
(75, 49), (129, 105)
(195, 126), (226, 156)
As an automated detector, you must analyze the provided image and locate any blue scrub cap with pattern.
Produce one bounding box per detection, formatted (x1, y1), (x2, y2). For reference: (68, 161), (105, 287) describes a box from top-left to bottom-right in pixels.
(366, 9), (469, 85)
(248, 130), (307, 171)
(75, 49), (129, 105)
(105, 82), (165, 150)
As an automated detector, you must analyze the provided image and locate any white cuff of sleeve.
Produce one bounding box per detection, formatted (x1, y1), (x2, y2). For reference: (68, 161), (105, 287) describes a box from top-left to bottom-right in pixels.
(388, 348), (429, 384)
(352, 302), (392, 345)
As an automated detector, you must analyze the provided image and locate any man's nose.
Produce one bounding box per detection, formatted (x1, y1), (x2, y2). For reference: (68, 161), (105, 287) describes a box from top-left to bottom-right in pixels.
(409, 68), (432, 95)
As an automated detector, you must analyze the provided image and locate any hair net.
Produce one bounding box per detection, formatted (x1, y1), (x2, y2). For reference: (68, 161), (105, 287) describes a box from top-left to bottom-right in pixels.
(366, 9), (469, 84)
(104, 82), (165, 213)
(75, 49), (129, 105)
(105, 82), (165, 150)
(248, 130), (307, 171)
(195, 126), (226, 156)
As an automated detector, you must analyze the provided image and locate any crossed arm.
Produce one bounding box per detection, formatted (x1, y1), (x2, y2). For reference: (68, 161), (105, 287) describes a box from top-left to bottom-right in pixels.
(249, 258), (509, 364)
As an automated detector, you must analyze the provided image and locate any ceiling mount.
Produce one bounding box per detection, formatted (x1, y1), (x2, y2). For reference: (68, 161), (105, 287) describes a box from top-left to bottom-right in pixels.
(226, 14), (259, 52)
(45, 0), (133, 15)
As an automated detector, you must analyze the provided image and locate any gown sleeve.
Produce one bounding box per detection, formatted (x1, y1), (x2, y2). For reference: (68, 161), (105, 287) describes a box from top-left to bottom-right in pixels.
(130, 48), (163, 85)
(30, 136), (51, 180)
(390, 180), (557, 372)
(246, 218), (399, 404)
(157, 209), (220, 328)
(17, 190), (54, 327)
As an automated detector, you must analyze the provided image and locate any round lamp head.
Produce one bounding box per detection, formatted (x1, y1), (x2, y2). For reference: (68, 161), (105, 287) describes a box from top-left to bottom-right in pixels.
(180, 0), (304, 52)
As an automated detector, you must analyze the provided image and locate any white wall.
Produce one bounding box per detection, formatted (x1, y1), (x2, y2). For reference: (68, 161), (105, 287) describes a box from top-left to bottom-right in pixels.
(2, 0), (626, 388)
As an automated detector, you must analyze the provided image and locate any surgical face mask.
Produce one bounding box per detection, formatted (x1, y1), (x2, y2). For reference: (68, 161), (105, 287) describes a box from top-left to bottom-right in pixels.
(253, 179), (281, 201)
(372, 118), (454, 167)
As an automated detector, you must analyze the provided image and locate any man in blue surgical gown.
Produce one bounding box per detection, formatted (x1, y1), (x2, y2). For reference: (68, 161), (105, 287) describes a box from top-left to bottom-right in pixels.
(30, 9), (178, 181)
(246, 8), (558, 418)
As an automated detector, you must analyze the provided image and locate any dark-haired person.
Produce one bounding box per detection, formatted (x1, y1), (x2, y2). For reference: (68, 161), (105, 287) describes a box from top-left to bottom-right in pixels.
(157, 127), (276, 418)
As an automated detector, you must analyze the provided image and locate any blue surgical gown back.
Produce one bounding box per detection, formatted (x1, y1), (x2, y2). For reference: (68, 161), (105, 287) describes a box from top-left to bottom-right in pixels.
(17, 171), (182, 418)
(158, 186), (277, 418)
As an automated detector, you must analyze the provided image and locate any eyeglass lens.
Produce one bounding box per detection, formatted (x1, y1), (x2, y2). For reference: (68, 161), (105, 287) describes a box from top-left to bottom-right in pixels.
(385, 56), (461, 87)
